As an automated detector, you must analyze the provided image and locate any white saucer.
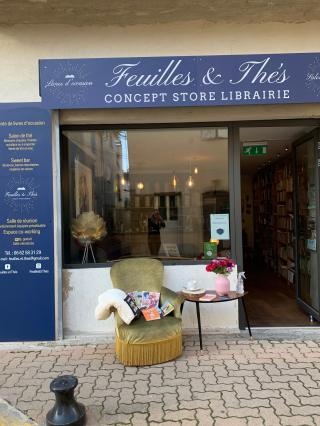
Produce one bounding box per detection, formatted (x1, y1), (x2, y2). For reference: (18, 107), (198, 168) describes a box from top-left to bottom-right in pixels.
(182, 288), (206, 295)
(183, 287), (201, 292)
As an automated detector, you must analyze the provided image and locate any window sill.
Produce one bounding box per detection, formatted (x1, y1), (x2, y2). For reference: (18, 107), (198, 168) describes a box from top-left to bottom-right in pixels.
(63, 258), (211, 269)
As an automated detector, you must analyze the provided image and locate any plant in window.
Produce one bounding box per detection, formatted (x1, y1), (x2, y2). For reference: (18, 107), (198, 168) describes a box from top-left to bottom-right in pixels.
(71, 211), (107, 244)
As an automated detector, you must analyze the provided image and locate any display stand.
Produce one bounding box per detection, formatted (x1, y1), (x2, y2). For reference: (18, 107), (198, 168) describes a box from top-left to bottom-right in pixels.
(81, 240), (96, 264)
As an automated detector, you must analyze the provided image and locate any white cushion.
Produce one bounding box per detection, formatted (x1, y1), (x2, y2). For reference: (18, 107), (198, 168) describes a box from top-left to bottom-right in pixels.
(95, 288), (135, 325)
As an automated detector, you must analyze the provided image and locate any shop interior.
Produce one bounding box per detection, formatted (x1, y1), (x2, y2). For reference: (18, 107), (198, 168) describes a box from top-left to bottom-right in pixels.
(240, 126), (319, 327)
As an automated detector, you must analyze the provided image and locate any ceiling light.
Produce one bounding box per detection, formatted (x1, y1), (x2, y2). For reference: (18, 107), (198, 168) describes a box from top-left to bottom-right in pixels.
(172, 175), (177, 189)
(187, 175), (194, 187)
(137, 182), (144, 190)
(194, 166), (198, 174)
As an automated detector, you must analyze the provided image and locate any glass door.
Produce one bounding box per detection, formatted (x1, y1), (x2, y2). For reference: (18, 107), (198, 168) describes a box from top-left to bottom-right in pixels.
(294, 129), (320, 320)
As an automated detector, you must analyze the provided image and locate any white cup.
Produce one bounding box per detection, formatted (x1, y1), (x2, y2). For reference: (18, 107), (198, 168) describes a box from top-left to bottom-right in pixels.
(186, 280), (198, 290)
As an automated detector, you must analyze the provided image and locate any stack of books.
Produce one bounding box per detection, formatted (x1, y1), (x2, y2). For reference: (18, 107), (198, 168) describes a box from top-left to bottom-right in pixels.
(128, 291), (175, 321)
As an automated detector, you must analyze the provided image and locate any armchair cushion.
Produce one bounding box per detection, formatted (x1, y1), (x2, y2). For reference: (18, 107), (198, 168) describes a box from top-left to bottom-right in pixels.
(117, 316), (181, 344)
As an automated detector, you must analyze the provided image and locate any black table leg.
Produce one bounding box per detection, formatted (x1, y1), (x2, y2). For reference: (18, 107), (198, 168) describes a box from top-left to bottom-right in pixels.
(241, 297), (252, 338)
(195, 301), (203, 350)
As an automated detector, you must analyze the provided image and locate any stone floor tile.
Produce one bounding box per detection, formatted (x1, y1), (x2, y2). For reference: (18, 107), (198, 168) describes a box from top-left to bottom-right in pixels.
(214, 417), (246, 426)
(227, 407), (259, 418)
(240, 398), (270, 408)
(281, 415), (315, 425)
(84, 405), (103, 426)
(102, 396), (119, 414)
(209, 399), (227, 418)
(233, 383), (251, 399)
(163, 394), (179, 410)
(259, 407), (282, 426)
(177, 385), (193, 401)
(247, 417), (264, 426)
(195, 408), (214, 425)
(289, 381), (310, 397)
(147, 402), (165, 423)
(117, 402), (148, 415)
(100, 412), (132, 425)
(180, 399), (209, 410)
(131, 412), (148, 426)
(291, 405), (320, 416)
(164, 408), (196, 421)
(177, 420), (197, 426)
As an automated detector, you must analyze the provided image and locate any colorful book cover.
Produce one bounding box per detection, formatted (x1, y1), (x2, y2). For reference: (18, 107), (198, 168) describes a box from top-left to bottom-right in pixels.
(124, 294), (141, 317)
(160, 301), (174, 316)
(141, 291), (160, 308)
(199, 294), (217, 302)
(203, 242), (217, 260)
(128, 291), (143, 308)
(142, 306), (162, 321)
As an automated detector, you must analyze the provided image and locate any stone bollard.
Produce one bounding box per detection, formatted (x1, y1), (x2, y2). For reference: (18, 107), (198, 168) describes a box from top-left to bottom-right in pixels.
(46, 375), (86, 426)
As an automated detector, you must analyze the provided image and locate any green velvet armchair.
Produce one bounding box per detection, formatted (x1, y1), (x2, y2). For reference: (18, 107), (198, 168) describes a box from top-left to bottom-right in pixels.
(110, 257), (184, 366)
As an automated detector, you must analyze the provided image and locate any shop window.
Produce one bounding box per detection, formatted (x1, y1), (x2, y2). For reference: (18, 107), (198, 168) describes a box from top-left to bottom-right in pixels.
(61, 127), (230, 265)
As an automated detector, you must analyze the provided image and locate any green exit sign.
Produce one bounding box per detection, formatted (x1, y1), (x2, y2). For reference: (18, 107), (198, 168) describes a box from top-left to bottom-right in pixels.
(242, 145), (267, 156)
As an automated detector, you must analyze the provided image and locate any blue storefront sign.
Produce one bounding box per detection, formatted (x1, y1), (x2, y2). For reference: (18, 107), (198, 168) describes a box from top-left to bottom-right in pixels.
(39, 53), (320, 109)
(0, 105), (55, 341)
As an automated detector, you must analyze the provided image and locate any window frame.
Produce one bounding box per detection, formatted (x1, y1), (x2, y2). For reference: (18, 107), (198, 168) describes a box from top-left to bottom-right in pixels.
(60, 122), (232, 268)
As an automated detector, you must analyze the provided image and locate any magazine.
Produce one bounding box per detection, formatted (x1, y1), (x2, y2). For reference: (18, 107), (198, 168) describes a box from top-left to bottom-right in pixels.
(141, 291), (160, 308)
(128, 291), (143, 308)
(142, 306), (162, 321)
(160, 301), (174, 316)
(199, 294), (217, 302)
(124, 294), (141, 318)
(128, 291), (161, 309)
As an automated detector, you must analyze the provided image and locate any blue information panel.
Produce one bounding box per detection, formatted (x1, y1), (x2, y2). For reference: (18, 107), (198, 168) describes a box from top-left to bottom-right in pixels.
(39, 53), (320, 109)
(0, 105), (55, 341)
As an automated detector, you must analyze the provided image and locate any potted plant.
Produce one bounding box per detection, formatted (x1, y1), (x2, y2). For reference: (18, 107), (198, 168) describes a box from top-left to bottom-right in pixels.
(205, 258), (235, 296)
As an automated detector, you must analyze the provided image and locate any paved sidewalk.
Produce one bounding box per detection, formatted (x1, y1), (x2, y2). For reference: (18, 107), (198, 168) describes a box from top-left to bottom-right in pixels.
(1, 333), (320, 425)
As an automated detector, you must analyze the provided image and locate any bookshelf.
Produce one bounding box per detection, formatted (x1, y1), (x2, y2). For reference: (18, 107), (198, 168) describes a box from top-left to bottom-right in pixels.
(253, 166), (277, 270)
(253, 156), (295, 285)
(274, 160), (295, 285)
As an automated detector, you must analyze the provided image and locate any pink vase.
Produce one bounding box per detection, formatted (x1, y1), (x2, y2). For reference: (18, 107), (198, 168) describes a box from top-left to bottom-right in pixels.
(215, 274), (230, 296)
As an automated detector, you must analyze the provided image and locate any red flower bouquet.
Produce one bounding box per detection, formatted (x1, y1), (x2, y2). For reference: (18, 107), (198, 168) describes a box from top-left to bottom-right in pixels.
(205, 258), (235, 275)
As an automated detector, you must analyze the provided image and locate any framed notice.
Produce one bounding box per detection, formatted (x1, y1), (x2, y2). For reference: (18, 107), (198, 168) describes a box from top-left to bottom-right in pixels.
(163, 243), (180, 257)
(210, 214), (230, 240)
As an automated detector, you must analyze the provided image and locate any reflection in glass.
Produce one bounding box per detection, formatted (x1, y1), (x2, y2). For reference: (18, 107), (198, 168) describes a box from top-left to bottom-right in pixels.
(296, 140), (319, 310)
(61, 128), (230, 264)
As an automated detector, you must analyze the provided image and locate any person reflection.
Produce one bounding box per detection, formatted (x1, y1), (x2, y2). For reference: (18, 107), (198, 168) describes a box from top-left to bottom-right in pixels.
(148, 209), (165, 256)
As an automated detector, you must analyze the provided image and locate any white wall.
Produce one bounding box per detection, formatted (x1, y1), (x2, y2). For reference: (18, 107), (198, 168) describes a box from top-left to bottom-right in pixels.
(1, 20), (320, 106)
(63, 265), (238, 337)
